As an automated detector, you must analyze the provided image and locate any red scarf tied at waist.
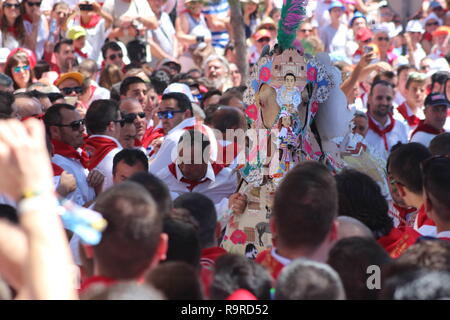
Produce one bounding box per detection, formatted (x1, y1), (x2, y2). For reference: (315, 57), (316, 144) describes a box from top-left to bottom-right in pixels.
(368, 113), (396, 151)
(84, 136), (119, 170)
(397, 103), (421, 127)
(52, 139), (89, 168)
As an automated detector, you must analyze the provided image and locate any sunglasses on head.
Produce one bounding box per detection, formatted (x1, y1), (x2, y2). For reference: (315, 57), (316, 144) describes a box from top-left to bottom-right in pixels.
(13, 65), (30, 73)
(4, 3), (20, 8)
(108, 53), (123, 60)
(61, 86), (83, 95)
(54, 118), (85, 131)
(26, 1), (41, 6)
(257, 37), (271, 43)
(157, 110), (185, 119)
(377, 36), (389, 42)
(122, 112), (146, 123)
(426, 22), (439, 27)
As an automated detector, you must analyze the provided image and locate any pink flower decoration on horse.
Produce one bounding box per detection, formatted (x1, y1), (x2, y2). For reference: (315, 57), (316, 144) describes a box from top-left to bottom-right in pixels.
(246, 104), (258, 121)
(230, 229), (247, 245)
(307, 67), (317, 82)
(311, 101), (319, 114)
(259, 67), (271, 82)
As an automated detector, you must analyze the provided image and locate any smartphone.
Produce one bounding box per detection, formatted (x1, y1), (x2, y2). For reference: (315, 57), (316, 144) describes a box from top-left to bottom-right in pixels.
(363, 45), (373, 54)
(79, 3), (94, 11)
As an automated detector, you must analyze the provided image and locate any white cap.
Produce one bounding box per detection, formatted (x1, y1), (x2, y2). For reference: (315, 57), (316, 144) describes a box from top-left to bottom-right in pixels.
(163, 83), (195, 103)
(422, 12), (443, 27)
(406, 20), (424, 33)
(373, 22), (402, 38)
(0, 48), (10, 64)
(427, 58), (450, 78)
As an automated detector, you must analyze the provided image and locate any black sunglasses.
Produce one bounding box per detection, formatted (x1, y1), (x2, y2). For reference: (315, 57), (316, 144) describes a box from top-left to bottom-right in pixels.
(122, 112), (146, 123)
(26, 1), (42, 6)
(112, 119), (126, 127)
(157, 110), (185, 119)
(61, 86), (83, 95)
(108, 53), (123, 60)
(377, 37), (389, 42)
(257, 37), (271, 43)
(54, 119), (85, 131)
(426, 22), (439, 27)
(4, 3), (21, 8)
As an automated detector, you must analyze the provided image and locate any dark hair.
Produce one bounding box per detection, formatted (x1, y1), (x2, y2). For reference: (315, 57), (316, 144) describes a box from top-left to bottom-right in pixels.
(396, 64), (414, 77)
(429, 133), (450, 156)
(0, 204), (18, 224)
(161, 92), (193, 113)
(373, 71), (396, 83)
(431, 71), (450, 86)
(150, 69), (171, 95)
(33, 60), (50, 80)
(4, 50), (35, 89)
(335, 169), (393, 238)
(327, 237), (391, 299)
(422, 156), (450, 222)
(54, 39), (73, 53)
(128, 172), (173, 217)
(126, 40), (147, 65)
(201, 89), (222, 109)
(204, 106), (244, 134)
(275, 258), (345, 300)
(173, 192), (217, 249)
(112, 148), (149, 175)
(0, 91), (15, 116)
(369, 80), (394, 96)
(146, 262), (203, 300)
(93, 182), (162, 279)
(85, 99), (120, 134)
(210, 254), (272, 300)
(398, 239), (450, 273)
(273, 161), (338, 250)
(0, 0), (26, 44)
(43, 103), (76, 135)
(284, 73), (296, 81)
(388, 142), (432, 194)
(101, 41), (122, 60)
(119, 76), (146, 96)
(218, 89), (243, 106)
(47, 92), (65, 103)
(163, 209), (201, 268)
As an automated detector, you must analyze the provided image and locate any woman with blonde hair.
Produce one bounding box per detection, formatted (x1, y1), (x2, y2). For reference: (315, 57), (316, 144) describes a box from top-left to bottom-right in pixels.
(4, 50), (35, 90)
(99, 63), (123, 90)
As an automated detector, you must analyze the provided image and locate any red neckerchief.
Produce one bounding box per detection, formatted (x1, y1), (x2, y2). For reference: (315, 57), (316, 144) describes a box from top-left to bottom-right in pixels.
(200, 246), (227, 298)
(255, 249), (285, 280)
(393, 204), (417, 228)
(23, 14), (33, 23)
(79, 275), (117, 294)
(52, 162), (64, 176)
(353, 49), (363, 57)
(168, 162), (224, 191)
(411, 120), (445, 138)
(377, 226), (421, 258)
(217, 142), (239, 167)
(397, 102), (421, 127)
(415, 204), (436, 231)
(141, 126), (165, 150)
(184, 120), (210, 135)
(75, 48), (88, 59)
(84, 136), (119, 170)
(367, 112), (396, 151)
(80, 14), (101, 29)
(6, 26), (19, 38)
(52, 139), (90, 168)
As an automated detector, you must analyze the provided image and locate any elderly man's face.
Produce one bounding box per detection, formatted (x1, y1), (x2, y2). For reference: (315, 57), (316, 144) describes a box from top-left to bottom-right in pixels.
(206, 59), (226, 80)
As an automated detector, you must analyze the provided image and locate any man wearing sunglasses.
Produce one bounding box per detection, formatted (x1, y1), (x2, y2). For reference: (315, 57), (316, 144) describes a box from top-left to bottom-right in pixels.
(422, 155), (450, 241)
(388, 143), (436, 237)
(101, 41), (125, 70)
(85, 99), (124, 191)
(119, 98), (147, 142)
(410, 93), (448, 147)
(55, 72), (87, 111)
(44, 104), (103, 206)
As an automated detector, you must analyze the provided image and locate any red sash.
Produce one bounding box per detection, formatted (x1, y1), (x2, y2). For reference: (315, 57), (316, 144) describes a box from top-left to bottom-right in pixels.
(168, 162), (224, 191)
(377, 226), (420, 258)
(80, 14), (101, 29)
(255, 249), (285, 279)
(84, 136), (119, 170)
(367, 113), (396, 151)
(52, 162), (64, 176)
(411, 120), (445, 138)
(397, 102), (421, 127)
(52, 139), (89, 168)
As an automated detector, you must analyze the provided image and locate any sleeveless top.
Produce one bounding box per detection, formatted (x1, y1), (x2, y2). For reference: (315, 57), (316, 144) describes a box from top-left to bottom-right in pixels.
(186, 12), (212, 50)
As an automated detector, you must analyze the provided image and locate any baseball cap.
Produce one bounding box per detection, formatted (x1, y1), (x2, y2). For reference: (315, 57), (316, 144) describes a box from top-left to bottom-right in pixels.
(67, 26), (87, 40)
(432, 26), (450, 37)
(355, 27), (373, 41)
(158, 58), (182, 73)
(349, 11), (366, 27)
(425, 93), (450, 108)
(328, 0), (345, 11)
(163, 83), (195, 103)
(430, 1), (443, 9)
(54, 72), (85, 87)
(406, 20), (424, 33)
(253, 29), (271, 41)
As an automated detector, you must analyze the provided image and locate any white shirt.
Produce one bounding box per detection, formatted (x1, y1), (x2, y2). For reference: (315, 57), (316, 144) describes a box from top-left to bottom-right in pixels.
(102, 0), (154, 28)
(52, 154), (96, 206)
(393, 102), (425, 138)
(365, 115), (408, 160)
(157, 161), (237, 205)
(320, 24), (348, 56)
(148, 117), (218, 174)
(410, 131), (437, 147)
(88, 135), (123, 192)
(24, 15), (49, 60)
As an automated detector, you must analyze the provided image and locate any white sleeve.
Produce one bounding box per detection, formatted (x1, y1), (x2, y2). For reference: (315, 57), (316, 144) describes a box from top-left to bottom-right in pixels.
(215, 197), (231, 231)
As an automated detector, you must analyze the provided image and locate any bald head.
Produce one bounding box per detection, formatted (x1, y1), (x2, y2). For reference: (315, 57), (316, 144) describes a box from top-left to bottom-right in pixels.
(206, 106), (246, 135)
(13, 96), (43, 119)
(337, 216), (373, 240)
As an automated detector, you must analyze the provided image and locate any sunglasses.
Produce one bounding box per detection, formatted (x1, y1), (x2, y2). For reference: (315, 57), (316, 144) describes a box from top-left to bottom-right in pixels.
(377, 37), (389, 42)
(426, 22), (439, 27)
(257, 37), (271, 43)
(61, 86), (83, 95)
(54, 119), (85, 131)
(26, 1), (41, 6)
(3, 3), (20, 8)
(300, 29), (312, 33)
(108, 53), (123, 60)
(112, 119), (126, 127)
(157, 110), (185, 119)
(193, 93), (203, 100)
(13, 65), (30, 73)
(122, 112), (146, 123)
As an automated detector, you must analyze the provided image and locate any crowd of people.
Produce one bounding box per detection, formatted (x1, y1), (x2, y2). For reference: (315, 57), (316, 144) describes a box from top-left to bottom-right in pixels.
(0, 0), (449, 301)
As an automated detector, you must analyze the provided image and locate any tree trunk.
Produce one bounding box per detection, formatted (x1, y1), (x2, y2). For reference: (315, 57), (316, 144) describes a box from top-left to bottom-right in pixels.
(229, 0), (248, 85)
